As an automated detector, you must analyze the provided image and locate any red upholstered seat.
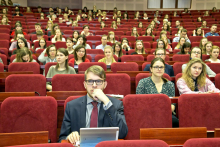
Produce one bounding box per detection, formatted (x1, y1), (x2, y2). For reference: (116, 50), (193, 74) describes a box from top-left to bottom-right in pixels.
(0, 96), (57, 143)
(137, 36), (153, 42)
(172, 54), (190, 62)
(0, 40), (9, 48)
(64, 96), (83, 111)
(178, 94), (220, 130)
(127, 49), (135, 55)
(183, 138), (220, 147)
(191, 42), (200, 47)
(123, 94), (172, 140)
(34, 41), (52, 50)
(207, 36), (220, 42)
(189, 36), (203, 42)
(215, 74), (220, 89)
(5, 74), (46, 96)
(78, 62), (107, 72)
(0, 63), (4, 72)
(111, 62), (139, 73)
(0, 54), (7, 65)
(121, 55), (144, 62)
(206, 63), (220, 74)
(0, 33), (10, 40)
(8, 62), (40, 74)
(141, 62), (151, 70)
(55, 41), (67, 49)
(94, 54), (118, 62)
(173, 62), (186, 76)
(96, 140), (169, 147)
(7, 143), (74, 147)
(136, 73), (171, 87)
(86, 49), (104, 54)
(173, 49), (181, 54)
(44, 62), (57, 77)
(147, 55), (169, 62)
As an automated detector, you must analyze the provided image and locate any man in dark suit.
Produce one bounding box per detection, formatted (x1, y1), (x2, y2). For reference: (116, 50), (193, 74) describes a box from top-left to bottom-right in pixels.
(58, 65), (128, 144)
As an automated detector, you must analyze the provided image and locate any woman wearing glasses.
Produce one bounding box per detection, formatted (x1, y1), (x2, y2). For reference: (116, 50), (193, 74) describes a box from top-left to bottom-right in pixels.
(144, 48), (174, 76)
(182, 47), (216, 77)
(137, 57), (178, 127)
(177, 58), (220, 95)
(46, 48), (76, 91)
(68, 45), (90, 65)
(38, 45), (57, 65)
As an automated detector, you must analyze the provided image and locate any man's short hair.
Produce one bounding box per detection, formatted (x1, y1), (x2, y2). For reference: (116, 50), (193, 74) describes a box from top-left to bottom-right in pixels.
(36, 31), (43, 35)
(102, 34), (108, 39)
(211, 24), (217, 27)
(35, 23), (41, 26)
(83, 25), (89, 29)
(181, 29), (187, 33)
(84, 65), (106, 81)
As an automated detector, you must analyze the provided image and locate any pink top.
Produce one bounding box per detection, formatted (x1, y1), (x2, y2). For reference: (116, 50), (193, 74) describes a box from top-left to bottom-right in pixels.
(177, 78), (220, 95)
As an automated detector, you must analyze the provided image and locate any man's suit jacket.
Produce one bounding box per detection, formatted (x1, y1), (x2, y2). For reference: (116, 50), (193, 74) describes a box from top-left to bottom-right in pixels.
(58, 95), (128, 142)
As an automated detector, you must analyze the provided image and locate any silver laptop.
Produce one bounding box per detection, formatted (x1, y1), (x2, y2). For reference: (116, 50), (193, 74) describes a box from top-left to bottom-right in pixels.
(80, 127), (119, 147)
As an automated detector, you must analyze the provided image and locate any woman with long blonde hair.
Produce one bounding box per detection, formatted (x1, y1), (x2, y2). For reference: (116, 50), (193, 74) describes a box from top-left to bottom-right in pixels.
(131, 40), (145, 55)
(177, 58), (220, 95)
(107, 31), (117, 43)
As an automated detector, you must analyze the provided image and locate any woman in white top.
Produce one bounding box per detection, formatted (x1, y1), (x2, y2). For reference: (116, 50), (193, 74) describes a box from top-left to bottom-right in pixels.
(193, 27), (205, 37)
(73, 35), (91, 49)
(51, 29), (66, 43)
(36, 38), (47, 51)
(143, 12), (148, 20)
(205, 46), (220, 63)
(66, 37), (74, 54)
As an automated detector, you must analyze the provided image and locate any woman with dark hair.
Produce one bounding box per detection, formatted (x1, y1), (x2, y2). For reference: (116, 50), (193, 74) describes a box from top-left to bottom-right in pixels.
(11, 24), (27, 36)
(38, 44), (57, 65)
(143, 27), (155, 38)
(13, 47), (36, 62)
(181, 47), (216, 77)
(177, 42), (191, 54)
(46, 48), (76, 91)
(123, 12), (129, 20)
(193, 27), (204, 37)
(36, 38), (47, 51)
(113, 42), (123, 58)
(174, 37), (186, 49)
(121, 38), (131, 51)
(73, 35), (91, 49)
(12, 37), (29, 55)
(51, 29), (66, 43)
(68, 45), (90, 65)
(72, 31), (79, 43)
(137, 57), (178, 127)
(66, 37), (74, 54)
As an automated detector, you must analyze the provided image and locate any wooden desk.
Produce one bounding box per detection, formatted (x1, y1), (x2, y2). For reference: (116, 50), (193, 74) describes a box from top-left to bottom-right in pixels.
(215, 128), (220, 137)
(140, 127), (207, 146)
(0, 131), (48, 146)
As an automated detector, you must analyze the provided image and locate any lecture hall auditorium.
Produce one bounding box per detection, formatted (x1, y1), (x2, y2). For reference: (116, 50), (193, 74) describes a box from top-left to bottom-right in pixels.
(1, 1), (220, 146)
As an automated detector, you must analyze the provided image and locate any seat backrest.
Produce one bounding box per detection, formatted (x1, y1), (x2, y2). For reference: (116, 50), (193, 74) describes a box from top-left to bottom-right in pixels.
(5, 74), (46, 96)
(96, 140), (169, 147)
(172, 54), (190, 62)
(136, 73), (171, 88)
(45, 62), (57, 77)
(215, 73), (220, 90)
(95, 54), (118, 62)
(0, 96), (57, 142)
(64, 96), (83, 111)
(121, 55), (144, 62)
(179, 93), (220, 130)
(78, 62), (107, 72)
(7, 143), (74, 147)
(0, 63), (4, 72)
(147, 55), (169, 62)
(123, 94), (172, 140)
(111, 62), (139, 73)
(206, 63), (220, 74)
(55, 41), (67, 49)
(173, 62), (186, 76)
(183, 138), (220, 147)
(8, 62), (40, 74)
(86, 49), (104, 54)
(175, 73), (182, 96)
(0, 54), (7, 65)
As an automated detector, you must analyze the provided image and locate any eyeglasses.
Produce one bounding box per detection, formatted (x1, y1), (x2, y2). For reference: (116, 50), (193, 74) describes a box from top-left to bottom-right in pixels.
(156, 53), (165, 56)
(192, 51), (201, 54)
(49, 50), (56, 52)
(77, 50), (85, 53)
(85, 80), (104, 85)
(158, 43), (164, 45)
(153, 66), (164, 70)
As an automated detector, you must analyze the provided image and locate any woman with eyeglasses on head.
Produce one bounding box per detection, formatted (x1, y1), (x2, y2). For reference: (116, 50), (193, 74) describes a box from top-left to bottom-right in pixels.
(203, 41), (213, 55)
(144, 48), (174, 76)
(46, 48), (76, 91)
(38, 44), (57, 65)
(205, 46), (220, 63)
(137, 57), (178, 127)
(131, 40), (146, 55)
(98, 46), (116, 66)
(177, 42), (191, 54)
(73, 35), (91, 49)
(36, 38), (47, 51)
(113, 42), (123, 58)
(182, 47), (216, 77)
(177, 58), (220, 95)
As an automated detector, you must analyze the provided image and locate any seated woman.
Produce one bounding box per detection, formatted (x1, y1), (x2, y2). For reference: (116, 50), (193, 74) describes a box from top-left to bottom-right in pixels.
(199, 37), (208, 52)
(107, 31), (118, 44)
(38, 45), (57, 65)
(177, 42), (191, 54)
(46, 48), (76, 91)
(162, 23), (171, 33)
(138, 22), (143, 29)
(205, 46), (220, 63)
(174, 26), (183, 37)
(121, 38), (131, 51)
(51, 29), (66, 43)
(0, 17), (9, 25)
(12, 37), (29, 55)
(193, 27), (205, 37)
(113, 42), (123, 58)
(144, 48), (174, 76)
(123, 12), (129, 20)
(197, 17), (202, 22)
(11, 24), (27, 36)
(98, 46), (116, 65)
(156, 31), (171, 43)
(182, 47), (216, 77)
(100, 21), (106, 29)
(72, 21), (78, 27)
(201, 21), (209, 28)
(116, 17), (121, 26)
(111, 21), (118, 30)
(157, 39), (169, 54)
(80, 25), (93, 36)
(203, 41), (213, 55)
(131, 27), (139, 38)
(137, 57), (178, 127)
(68, 45), (90, 66)
(143, 27), (155, 38)
(36, 38), (47, 51)
(45, 20), (53, 32)
(161, 36), (172, 52)
(13, 47), (37, 62)
(66, 37), (74, 54)
(73, 35), (91, 49)
(131, 40), (146, 55)
(72, 30), (79, 44)
(177, 58), (220, 95)
(143, 12), (148, 20)
(174, 37), (186, 50)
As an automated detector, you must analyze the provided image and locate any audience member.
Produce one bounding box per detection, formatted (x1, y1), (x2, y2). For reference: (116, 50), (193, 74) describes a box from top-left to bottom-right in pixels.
(173, 29), (191, 43)
(113, 42), (123, 58)
(177, 42), (191, 54)
(174, 37), (186, 50)
(66, 37), (74, 54)
(205, 46), (220, 63)
(31, 23), (43, 34)
(13, 47), (36, 62)
(121, 38), (131, 51)
(131, 27), (139, 38)
(9, 33), (30, 51)
(81, 25), (93, 36)
(107, 31), (117, 43)
(12, 37), (30, 55)
(72, 31), (79, 44)
(38, 44), (57, 65)
(51, 29), (66, 43)
(205, 24), (219, 37)
(73, 35), (91, 49)
(156, 31), (171, 43)
(98, 46), (116, 65)
(193, 27), (205, 37)
(35, 38), (47, 51)
(203, 41), (213, 55)
(13, 9), (23, 16)
(96, 35), (109, 50)
(131, 40), (146, 55)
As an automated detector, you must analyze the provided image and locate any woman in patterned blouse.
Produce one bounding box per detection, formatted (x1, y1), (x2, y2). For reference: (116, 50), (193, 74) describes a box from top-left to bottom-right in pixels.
(136, 57), (178, 127)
